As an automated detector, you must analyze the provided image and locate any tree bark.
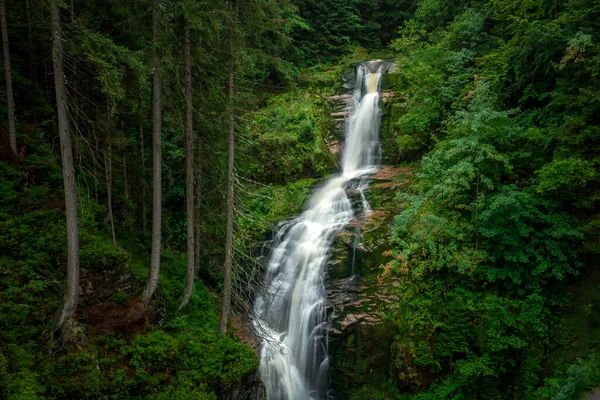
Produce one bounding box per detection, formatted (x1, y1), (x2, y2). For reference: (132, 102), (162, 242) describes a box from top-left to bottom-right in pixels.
(105, 142), (116, 249)
(138, 95), (147, 234)
(143, 0), (162, 303)
(51, 0), (80, 330)
(194, 120), (202, 276)
(179, 28), (194, 310)
(124, 156), (133, 252)
(1, 0), (17, 156)
(219, 0), (235, 334)
(194, 47), (203, 278)
(24, 0), (34, 83)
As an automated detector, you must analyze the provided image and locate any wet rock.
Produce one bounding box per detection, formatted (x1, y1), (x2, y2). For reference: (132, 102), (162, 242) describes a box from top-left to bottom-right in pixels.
(222, 370), (266, 400)
(325, 164), (413, 399)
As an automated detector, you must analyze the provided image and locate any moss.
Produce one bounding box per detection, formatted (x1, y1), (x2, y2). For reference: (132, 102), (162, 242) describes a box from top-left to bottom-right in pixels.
(330, 321), (397, 399)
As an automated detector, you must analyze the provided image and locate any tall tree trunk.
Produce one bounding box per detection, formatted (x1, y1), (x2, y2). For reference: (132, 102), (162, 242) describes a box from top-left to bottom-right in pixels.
(194, 52), (203, 277)
(69, 0), (78, 141)
(143, 0), (162, 303)
(24, 0), (34, 83)
(105, 99), (116, 249)
(138, 95), (147, 234)
(105, 142), (116, 249)
(1, 0), (17, 156)
(475, 164), (480, 251)
(194, 123), (202, 275)
(220, 0), (235, 334)
(51, 0), (79, 331)
(124, 156), (133, 252)
(179, 28), (194, 310)
(92, 127), (99, 203)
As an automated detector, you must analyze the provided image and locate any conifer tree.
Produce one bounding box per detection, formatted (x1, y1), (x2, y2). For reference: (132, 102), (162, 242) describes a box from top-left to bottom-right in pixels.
(0, 0), (16, 156)
(219, 0), (235, 334)
(51, 0), (80, 334)
(143, 0), (162, 303)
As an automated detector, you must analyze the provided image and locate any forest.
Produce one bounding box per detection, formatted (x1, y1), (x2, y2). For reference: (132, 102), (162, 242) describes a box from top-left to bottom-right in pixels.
(1, 0), (599, 399)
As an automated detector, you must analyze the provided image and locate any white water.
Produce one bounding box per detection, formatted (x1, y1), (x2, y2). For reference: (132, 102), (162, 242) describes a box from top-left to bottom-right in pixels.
(253, 61), (385, 400)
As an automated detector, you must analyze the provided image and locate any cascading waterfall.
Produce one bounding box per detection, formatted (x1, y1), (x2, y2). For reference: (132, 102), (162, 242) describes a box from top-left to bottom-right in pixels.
(253, 61), (385, 400)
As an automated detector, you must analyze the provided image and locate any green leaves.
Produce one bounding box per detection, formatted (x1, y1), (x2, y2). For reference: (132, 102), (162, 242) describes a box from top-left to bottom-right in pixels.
(239, 91), (336, 183)
(535, 157), (596, 194)
(383, 1), (600, 393)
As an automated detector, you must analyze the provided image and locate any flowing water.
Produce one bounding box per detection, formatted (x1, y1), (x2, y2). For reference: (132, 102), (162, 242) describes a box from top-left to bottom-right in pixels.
(253, 61), (385, 400)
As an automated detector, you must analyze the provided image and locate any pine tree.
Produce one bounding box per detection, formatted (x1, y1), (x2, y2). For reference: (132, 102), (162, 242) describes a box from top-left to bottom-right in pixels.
(51, 0), (80, 335)
(219, 0), (235, 334)
(0, 0), (16, 156)
(143, 0), (162, 303)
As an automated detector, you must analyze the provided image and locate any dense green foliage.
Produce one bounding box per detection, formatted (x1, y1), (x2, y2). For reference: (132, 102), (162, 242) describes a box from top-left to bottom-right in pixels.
(0, 148), (257, 398)
(289, 0), (414, 64)
(2, 0), (600, 398)
(375, 0), (600, 398)
(0, 0), (308, 397)
(239, 91), (337, 183)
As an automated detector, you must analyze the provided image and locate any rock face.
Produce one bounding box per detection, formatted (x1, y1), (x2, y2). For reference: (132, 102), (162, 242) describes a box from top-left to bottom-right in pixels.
(328, 61), (406, 166)
(326, 165), (413, 399)
(222, 370), (266, 400)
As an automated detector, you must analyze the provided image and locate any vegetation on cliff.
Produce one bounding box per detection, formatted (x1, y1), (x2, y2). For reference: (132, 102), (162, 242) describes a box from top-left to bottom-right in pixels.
(1, 0), (600, 398)
(375, 0), (600, 398)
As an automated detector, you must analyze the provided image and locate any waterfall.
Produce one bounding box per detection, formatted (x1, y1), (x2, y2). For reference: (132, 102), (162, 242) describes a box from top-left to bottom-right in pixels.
(253, 61), (385, 400)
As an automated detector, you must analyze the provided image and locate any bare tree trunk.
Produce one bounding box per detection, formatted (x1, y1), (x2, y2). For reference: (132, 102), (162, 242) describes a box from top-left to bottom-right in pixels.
(179, 28), (194, 310)
(124, 157), (133, 252)
(105, 98), (116, 249)
(69, 0), (78, 140)
(475, 164), (480, 251)
(123, 157), (129, 203)
(51, 0), (79, 331)
(194, 125), (202, 274)
(105, 142), (116, 249)
(143, 0), (162, 303)
(138, 95), (147, 234)
(1, 0), (17, 156)
(194, 49), (203, 277)
(24, 0), (34, 83)
(92, 127), (99, 203)
(220, 0), (235, 334)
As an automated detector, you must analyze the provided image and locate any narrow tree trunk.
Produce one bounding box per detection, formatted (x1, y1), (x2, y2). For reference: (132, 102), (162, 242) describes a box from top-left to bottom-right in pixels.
(179, 28), (194, 310)
(124, 157), (133, 252)
(143, 0), (162, 303)
(92, 128), (99, 203)
(194, 126), (202, 274)
(51, 0), (79, 331)
(138, 95), (147, 234)
(70, 0), (78, 140)
(1, 0), (17, 156)
(123, 157), (129, 203)
(194, 53), (203, 277)
(105, 142), (116, 249)
(475, 165), (480, 252)
(220, 0), (235, 334)
(24, 0), (34, 83)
